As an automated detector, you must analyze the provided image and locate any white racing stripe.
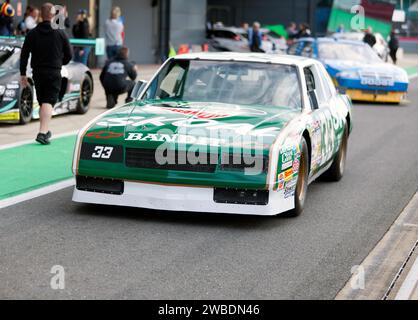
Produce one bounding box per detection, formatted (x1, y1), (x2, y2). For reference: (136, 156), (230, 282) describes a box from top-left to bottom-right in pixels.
(0, 178), (75, 210)
(395, 256), (418, 300)
(0, 131), (78, 151)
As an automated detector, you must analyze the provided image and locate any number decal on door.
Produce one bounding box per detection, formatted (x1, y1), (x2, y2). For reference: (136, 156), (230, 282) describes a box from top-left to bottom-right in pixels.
(92, 146), (114, 159)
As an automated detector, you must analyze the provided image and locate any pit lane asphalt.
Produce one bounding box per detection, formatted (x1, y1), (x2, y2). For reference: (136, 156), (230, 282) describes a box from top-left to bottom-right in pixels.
(1, 80), (418, 300)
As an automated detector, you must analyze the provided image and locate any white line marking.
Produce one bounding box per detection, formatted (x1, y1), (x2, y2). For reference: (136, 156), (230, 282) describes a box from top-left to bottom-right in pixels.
(0, 131), (78, 151)
(0, 178), (75, 210)
(395, 257), (418, 300)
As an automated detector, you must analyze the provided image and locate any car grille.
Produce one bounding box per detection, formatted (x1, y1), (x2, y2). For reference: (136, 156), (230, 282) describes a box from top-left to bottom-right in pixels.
(214, 188), (269, 205)
(125, 148), (217, 173)
(359, 71), (394, 86)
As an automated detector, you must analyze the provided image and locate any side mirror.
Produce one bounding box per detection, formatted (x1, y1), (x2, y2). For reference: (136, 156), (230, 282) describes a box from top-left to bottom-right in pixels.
(130, 80), (148, 100)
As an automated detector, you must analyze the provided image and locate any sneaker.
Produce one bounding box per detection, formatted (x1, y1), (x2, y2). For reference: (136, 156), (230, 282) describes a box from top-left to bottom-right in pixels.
(36, 133), (51, 145)
(106, 95), (116, 109)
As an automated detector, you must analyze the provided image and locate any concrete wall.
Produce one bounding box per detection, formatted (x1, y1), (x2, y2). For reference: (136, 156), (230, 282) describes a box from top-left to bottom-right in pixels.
(113, 0), (158, 64)
(207, 0), (316, 28)
(170, 0), (207, 48)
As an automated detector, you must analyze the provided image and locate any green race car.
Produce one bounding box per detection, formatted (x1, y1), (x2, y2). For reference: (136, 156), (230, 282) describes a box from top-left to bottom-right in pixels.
(73, 53), (352, 217)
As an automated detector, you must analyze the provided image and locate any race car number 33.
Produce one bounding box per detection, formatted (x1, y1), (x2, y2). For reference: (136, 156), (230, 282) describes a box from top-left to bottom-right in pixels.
(80, 143), (123, 163)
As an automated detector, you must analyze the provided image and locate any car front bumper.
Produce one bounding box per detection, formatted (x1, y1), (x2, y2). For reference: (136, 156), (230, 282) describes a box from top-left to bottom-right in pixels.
(345, 89), (407, 103)
(72, 180), (295, 216)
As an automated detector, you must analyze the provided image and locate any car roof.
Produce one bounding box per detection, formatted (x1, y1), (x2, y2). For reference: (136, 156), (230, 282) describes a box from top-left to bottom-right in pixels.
(174, 52), (315, 66)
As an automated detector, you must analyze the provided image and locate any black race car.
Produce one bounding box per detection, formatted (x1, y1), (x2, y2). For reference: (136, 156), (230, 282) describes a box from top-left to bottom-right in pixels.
(0, 38), (93, 124)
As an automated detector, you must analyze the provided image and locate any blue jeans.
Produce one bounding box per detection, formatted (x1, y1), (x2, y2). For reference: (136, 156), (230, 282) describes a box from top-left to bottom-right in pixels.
(74, 47), (91, 66)
(106, 45), (122, 60)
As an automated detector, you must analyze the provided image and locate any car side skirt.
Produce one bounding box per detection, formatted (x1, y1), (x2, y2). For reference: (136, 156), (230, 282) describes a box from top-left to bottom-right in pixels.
(72, 181), (295, 216)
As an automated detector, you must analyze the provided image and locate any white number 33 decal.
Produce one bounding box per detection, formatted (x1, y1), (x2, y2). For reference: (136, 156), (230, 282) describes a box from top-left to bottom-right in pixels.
(92, 146), (114, 159)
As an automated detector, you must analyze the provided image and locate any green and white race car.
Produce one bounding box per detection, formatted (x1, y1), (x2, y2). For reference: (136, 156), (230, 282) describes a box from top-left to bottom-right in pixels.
(73, 53), (352, 217)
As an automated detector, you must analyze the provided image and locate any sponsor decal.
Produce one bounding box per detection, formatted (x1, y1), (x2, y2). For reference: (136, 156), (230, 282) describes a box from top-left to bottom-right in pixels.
(165, 108), (231, 120)
(80, 143), (123, 163)
(86, 131), (124, 139)
(284, 168), (294, 182)
(0, 46), (14, 52)
(292, 159), (300, 172)
(125, 133), (226, 147)
(282, 161), (293, 171)
(6, 84), (19, 90)
(281, 149), (293, 163)
(284, 187), (295, 199)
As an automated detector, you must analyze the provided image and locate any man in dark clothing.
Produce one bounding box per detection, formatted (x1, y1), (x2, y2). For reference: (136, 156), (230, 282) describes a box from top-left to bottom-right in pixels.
(72, 9), (90, 65)
(20, 2), (73, 145)
(100, 47), (137, 109)
(363, 27), (376, 48)
(388, 30), (399, 65)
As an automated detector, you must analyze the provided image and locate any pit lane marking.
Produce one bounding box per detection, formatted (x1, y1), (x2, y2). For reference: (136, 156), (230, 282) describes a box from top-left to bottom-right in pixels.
(0, 178), (75, 210)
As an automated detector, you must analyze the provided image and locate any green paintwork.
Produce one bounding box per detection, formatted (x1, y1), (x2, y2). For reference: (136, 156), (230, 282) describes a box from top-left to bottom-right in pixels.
(78, 100), (301, 189)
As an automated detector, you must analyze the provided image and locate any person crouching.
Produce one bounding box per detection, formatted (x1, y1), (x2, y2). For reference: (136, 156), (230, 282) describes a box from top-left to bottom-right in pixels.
(100, 46), (137, 109)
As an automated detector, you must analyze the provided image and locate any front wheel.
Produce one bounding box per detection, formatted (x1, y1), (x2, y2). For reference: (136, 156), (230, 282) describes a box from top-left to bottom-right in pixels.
(76, 74), (93, 114)
(284, 137), (310, 218)
(19, 85), (34, 125)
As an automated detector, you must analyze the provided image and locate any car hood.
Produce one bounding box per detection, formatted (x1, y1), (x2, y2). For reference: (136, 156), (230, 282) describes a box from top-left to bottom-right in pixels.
(324, 59), (405, 77)
(84, 100), (300, 152)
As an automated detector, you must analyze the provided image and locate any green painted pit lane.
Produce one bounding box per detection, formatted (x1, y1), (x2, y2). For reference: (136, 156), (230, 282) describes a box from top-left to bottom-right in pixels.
(0, 135), (76, 200)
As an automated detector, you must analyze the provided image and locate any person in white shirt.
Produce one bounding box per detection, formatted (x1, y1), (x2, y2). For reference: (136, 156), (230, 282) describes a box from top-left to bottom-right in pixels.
(24, 6), (39, 31)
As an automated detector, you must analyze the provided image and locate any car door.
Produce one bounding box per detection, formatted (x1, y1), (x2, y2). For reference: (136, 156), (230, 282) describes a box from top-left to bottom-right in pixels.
(303, 65), (339, 173)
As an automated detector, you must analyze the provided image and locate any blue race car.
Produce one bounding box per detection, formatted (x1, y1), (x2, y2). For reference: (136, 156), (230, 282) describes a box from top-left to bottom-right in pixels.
(288, 38), (409, 103)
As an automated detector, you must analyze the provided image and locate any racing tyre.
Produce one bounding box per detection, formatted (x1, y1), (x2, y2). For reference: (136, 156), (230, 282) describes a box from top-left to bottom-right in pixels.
(76, 74), (93, 114)
(321, 125), (348, 182)
(284, 137), (309, 218)
(19, 84), (34, 125)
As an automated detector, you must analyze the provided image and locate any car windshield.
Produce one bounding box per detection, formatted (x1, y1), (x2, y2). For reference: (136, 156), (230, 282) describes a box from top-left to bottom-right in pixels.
(318, 42), (381, 63)
(144, 60), (302, 110)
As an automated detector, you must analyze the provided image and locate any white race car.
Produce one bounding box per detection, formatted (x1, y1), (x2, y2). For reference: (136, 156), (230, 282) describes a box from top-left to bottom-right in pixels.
(73, 53), (352, 217)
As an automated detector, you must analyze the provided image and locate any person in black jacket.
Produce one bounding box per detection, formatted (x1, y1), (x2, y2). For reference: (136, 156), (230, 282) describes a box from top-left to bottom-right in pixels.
(20, 2), (73, 145)
(72, 9), (90, 65)
(388, 30), (399, 65)
(100, 47), (137, 109)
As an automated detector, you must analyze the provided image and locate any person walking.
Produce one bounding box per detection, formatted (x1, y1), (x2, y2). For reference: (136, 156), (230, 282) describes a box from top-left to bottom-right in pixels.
(20, 2), (73, 145)
(363, 27), (376, 48)
(100, 47), (137, 109)
(72, 9), (91, 66)
(388, 30), (399, 65)
(248, 22), (264, 53)
(105, 6), (124, 60)
(0, 0), (15, 36)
